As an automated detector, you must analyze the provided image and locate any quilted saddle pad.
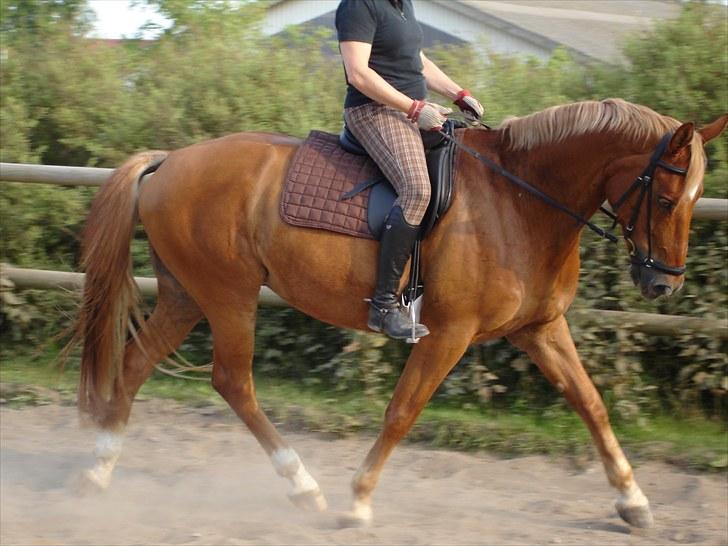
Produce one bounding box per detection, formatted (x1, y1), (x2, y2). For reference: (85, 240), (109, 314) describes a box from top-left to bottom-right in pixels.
(280, 130), (381, 240)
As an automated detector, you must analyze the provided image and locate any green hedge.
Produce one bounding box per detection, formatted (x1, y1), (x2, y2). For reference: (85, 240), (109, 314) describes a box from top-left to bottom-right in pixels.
(1, 1), (725, 418)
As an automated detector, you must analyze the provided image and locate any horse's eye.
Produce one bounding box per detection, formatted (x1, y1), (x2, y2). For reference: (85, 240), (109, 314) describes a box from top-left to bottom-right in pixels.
(658, 197), (674, 210)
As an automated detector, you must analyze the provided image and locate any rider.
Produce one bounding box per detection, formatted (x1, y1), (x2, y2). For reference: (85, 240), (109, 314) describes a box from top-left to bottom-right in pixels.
(336, 0), (485, 339)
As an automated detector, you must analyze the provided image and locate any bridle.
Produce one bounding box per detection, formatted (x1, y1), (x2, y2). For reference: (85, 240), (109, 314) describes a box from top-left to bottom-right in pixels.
(602, 131), (688, 276)
(438, 125), (691, 277)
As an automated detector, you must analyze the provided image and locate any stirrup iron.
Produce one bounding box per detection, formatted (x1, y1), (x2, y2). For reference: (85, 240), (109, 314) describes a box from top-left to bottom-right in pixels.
(402, 293), (424, 344)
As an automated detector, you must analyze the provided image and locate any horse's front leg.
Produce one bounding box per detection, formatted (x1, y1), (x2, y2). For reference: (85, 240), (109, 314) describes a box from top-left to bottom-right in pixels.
(342, 325), (473, 526)
(507, 315), (653, 528)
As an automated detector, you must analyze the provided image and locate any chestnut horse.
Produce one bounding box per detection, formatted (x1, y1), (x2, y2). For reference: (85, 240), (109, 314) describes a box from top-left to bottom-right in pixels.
(74, 99), (726, 528)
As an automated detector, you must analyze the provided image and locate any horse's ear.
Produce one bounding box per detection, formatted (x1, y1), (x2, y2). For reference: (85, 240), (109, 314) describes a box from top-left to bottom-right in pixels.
(668, 122), (694, 155)
(698, 113), (728, 144)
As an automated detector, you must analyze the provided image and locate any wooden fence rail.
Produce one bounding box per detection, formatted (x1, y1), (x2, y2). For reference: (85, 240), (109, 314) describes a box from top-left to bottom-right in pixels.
(1, 162), (726, 339)
(0, 266), (285, 307)
(2, 266), (726, 339)
(1, 162), (727, 221)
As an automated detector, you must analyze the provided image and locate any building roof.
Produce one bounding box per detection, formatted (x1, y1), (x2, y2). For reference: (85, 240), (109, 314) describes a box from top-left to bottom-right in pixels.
(447, 0), (683, 63)
(264, 0), (687, 64)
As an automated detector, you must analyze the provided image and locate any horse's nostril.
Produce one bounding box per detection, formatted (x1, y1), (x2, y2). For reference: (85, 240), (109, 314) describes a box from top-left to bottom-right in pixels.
(652, 284), (673, 297)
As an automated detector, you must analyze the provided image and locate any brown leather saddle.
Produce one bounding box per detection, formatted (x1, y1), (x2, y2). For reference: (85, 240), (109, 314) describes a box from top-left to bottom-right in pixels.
(281, 120), (462, 241)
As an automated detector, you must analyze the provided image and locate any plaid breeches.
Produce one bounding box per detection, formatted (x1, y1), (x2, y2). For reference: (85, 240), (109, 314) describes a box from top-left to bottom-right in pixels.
(344, 102), (431, 225)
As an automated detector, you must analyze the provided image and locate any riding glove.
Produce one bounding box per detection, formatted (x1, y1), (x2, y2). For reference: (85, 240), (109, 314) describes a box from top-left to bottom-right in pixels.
(407, 100), (452, 131)
(454, 89), (484, 123)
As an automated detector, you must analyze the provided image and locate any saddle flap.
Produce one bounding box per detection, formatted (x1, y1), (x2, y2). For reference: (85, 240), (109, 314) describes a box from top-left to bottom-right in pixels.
(418, 121), (462, 239)
(367, 180), (398, 239)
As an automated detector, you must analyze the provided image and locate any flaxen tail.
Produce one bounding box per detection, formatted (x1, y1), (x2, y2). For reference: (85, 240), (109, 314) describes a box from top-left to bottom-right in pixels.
(74, 151), (167, 426)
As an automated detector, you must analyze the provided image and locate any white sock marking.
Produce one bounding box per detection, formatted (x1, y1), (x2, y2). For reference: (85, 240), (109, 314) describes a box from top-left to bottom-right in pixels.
(94, 431), (124, 460)
(351, 498), (373, 521)
(618, 482), (649, 508)
(271, 448), (320, 495)
(86, 431), (124, 489)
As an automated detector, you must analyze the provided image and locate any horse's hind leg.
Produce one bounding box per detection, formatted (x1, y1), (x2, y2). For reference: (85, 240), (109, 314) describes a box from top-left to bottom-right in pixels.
(507, 315), (653, 528)
(81, 254), (202, 491)
(205, 296), (327, 512)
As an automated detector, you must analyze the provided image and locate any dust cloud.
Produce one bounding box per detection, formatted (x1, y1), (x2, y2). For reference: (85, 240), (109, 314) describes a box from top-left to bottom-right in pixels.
(2, 401), (725, 545)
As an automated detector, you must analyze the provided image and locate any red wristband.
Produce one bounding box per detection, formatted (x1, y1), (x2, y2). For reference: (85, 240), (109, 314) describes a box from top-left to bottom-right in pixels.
(407, 100), (425, 122)
(454, 89), (472, 105)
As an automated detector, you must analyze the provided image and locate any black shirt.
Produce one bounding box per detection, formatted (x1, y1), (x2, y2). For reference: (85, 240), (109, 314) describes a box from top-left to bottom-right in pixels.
(336, 0), (426, 108)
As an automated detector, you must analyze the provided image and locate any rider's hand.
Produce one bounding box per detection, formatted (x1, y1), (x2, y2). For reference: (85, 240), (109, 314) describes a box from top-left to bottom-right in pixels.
(407, 100), (451, 131)
(454, 89), (484, 123)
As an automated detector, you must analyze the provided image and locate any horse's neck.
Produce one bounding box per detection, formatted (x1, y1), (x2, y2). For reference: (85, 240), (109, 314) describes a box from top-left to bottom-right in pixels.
(502, 133), (617, 223)
(462, 131), (622, 266)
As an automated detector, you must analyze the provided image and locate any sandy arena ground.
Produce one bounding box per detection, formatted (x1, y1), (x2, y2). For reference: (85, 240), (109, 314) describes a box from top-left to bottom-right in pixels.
(1, 400), (726, 545)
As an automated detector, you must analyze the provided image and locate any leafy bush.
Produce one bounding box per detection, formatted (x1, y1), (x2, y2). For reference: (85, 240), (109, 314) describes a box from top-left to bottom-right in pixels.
(1, 0), (725, 419)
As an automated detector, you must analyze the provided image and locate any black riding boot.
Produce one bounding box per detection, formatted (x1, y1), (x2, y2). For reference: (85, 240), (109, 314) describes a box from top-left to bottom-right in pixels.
(368, 206), (430, 340)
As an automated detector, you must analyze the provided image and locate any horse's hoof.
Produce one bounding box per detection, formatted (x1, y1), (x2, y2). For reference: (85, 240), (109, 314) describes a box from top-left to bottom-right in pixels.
(71, 469), (110, 496)
(337, 500), (373, 528)
(288, 488), (328, 512)
(616, 500), (654, 528)
(337, 511), (372, 529)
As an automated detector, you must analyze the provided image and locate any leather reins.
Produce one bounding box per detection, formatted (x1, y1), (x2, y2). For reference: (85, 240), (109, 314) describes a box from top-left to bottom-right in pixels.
(437, 126), (689, 276)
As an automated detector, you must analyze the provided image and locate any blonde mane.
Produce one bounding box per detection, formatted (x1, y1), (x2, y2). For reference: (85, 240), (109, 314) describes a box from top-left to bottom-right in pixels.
(499, 98), (706, 185)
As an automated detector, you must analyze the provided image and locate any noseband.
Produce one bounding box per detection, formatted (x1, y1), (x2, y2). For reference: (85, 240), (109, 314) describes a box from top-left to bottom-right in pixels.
(608, 132), (688, 276)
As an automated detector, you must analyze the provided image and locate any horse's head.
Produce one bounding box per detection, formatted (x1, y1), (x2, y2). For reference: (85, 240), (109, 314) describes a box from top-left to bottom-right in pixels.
(605, 114), (727, 300)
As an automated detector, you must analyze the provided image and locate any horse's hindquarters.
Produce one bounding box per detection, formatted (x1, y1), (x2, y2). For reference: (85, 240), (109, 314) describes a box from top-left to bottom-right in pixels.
(136, 132), (380, 331)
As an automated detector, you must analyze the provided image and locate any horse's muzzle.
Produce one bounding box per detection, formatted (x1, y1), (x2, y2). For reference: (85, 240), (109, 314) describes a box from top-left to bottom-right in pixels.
(630, 264), (684, 300)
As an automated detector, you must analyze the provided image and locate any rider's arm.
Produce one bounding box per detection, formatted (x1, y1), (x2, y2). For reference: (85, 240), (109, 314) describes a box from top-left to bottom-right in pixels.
(420, 52), (462, 101)
(339, 41), (414, 113)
